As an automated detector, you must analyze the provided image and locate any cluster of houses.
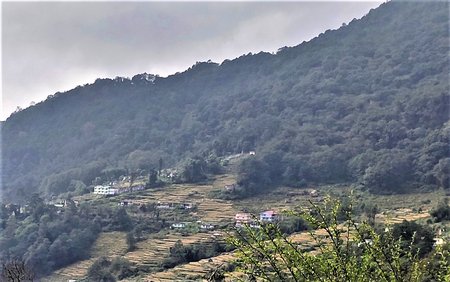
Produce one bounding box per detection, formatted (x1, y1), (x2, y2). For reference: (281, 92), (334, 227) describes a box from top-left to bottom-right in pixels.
(93, 184), (145, 196)
(49, 199), (79, 208)
(2, 203), (28, 217)
(234, 210), (280, 228)
(171, 220), (215, 231)
(156, 201), (195, 210)
(159, 168), (179, 182)
(221, 151), (256, 162)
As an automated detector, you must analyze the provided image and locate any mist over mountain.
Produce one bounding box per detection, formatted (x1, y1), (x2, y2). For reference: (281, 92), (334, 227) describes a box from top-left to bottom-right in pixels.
(2, 1), (449, 201)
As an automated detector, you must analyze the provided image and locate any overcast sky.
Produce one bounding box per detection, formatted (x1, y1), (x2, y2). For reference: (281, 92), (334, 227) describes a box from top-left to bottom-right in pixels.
(2, 1), (383, 121)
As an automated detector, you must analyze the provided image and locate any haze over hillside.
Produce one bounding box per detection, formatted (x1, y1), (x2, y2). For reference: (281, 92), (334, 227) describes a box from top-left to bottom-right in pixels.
(2, 0), (449, 202)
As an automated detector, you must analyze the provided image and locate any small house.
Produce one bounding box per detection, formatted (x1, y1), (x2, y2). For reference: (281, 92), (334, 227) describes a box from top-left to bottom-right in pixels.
(249, 151), (256, 156)
(180, 203), (194, 209)
(200, 223), (215, 230)
(224, 184), (236, 192)
(235, 213), (252, 222)
(156, 202), (173, 209)
(260, 210), (278, 222)
(54, 201), (66, 208)
(434, 238), (445, 246)
(235, 213), (252, 227)
(171, 223), (186, 229)
(19, 205), (29, 214)
(119, 201), (129, 206)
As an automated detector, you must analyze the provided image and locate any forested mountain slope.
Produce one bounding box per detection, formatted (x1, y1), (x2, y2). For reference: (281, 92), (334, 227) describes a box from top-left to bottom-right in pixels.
(2, 1), (449, 201)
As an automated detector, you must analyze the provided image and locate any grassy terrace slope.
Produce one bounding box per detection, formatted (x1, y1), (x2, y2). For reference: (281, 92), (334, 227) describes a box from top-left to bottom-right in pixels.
(143, 206), (435, 282)
(43, 173), (240, 281)
(43, 232), (128, 281)
(43, 168), (446, 281)
(140, 252), (236, 281)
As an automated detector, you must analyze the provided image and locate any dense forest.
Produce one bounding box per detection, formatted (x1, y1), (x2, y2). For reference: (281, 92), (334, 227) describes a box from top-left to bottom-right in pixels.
(2, 1), (449, 201)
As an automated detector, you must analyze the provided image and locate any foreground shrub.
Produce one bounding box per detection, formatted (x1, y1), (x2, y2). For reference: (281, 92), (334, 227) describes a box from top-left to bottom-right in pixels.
(229, 197), (450, 281)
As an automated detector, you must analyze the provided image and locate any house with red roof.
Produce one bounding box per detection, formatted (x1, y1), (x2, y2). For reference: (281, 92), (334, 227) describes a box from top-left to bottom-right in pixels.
(259, 210), (278, 222)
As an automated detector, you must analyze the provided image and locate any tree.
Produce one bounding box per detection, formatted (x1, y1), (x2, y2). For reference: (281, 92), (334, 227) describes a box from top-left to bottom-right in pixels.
(237, 158), (271, 195)
(1, 259), (35, 282)
(126, 232), (136, 252)
(180, 157), (207, 183)
(147, 168), (158, 187)
(87, 257), (116, 282)
(229, 198), (450, 281)
(433, 158), (450, 189)
(362, 150), (413, 194)
(112, 208), (132, 231)
(430, 199), (450, 222)
(391, 220), (435, 258)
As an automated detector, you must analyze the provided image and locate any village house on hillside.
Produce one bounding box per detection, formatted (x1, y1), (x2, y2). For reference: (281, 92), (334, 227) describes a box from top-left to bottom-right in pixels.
(93, 183), (144, 196)
(171, 222), (186, 229)
(160, 168), (179, 182)
(180, 203), (194, 209)
(260, 210), (279, 222)
(200, 223), (215, 230)
(93, 185), (119, 195)
(156, 202), (174, 209)
(224, 183), (237, 192)
(235, 212), (252, 227)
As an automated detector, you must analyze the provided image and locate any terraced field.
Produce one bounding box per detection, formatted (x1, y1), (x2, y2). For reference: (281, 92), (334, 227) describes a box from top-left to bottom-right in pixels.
(139, 252), (236, 281)
(44, 174), (240, 281)
(124, 232), (225, 270)
(44, 171), (441, 281)
(139, 207), (436, 281)
(376, 208), (431, 224)
(43, 231), (128, 281)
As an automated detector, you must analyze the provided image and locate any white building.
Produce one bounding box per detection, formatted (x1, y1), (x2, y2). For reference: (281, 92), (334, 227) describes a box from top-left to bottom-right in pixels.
(260, 210), (278, 222)
(200, 224), (215, 230)
(172, 223), (186, 229)
(93, 185), (119, 195)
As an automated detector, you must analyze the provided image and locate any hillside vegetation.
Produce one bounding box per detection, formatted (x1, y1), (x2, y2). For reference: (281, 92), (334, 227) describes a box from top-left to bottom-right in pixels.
(2, 1), (449, 201)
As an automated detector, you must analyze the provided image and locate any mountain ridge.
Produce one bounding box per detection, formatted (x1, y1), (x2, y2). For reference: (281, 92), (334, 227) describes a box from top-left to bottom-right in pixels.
(2, 0), (449, 201)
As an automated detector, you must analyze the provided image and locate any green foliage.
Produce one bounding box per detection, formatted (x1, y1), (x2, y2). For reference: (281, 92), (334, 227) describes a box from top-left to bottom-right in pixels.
(431, 199), (450, 222)
(126, 232), (136, 252)
(161, 240), (232, 269)
(361, 150), (414, 194)
(391, 220), (434, 258)
(278, 216), (309, 235)
(229, 198), (450, 281)
(86, 257), (116, 282)
(109, 257), (135, 280)
(179, 157), (208, 183)
(0, 197), (138, 278)
(111, 207), (133, 231)
(237, 157), (272, 196)
(2, 1), (449, 201)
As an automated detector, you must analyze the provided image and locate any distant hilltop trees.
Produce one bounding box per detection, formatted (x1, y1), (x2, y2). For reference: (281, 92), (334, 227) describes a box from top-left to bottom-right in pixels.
(2, 1), (449, 201)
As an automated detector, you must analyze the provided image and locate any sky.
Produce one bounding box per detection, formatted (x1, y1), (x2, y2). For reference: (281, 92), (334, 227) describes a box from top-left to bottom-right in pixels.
(1, 1), (383, 121)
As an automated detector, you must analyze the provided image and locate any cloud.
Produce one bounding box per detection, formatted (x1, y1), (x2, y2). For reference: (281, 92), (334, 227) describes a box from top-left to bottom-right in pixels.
(1, 1), (382, 120)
